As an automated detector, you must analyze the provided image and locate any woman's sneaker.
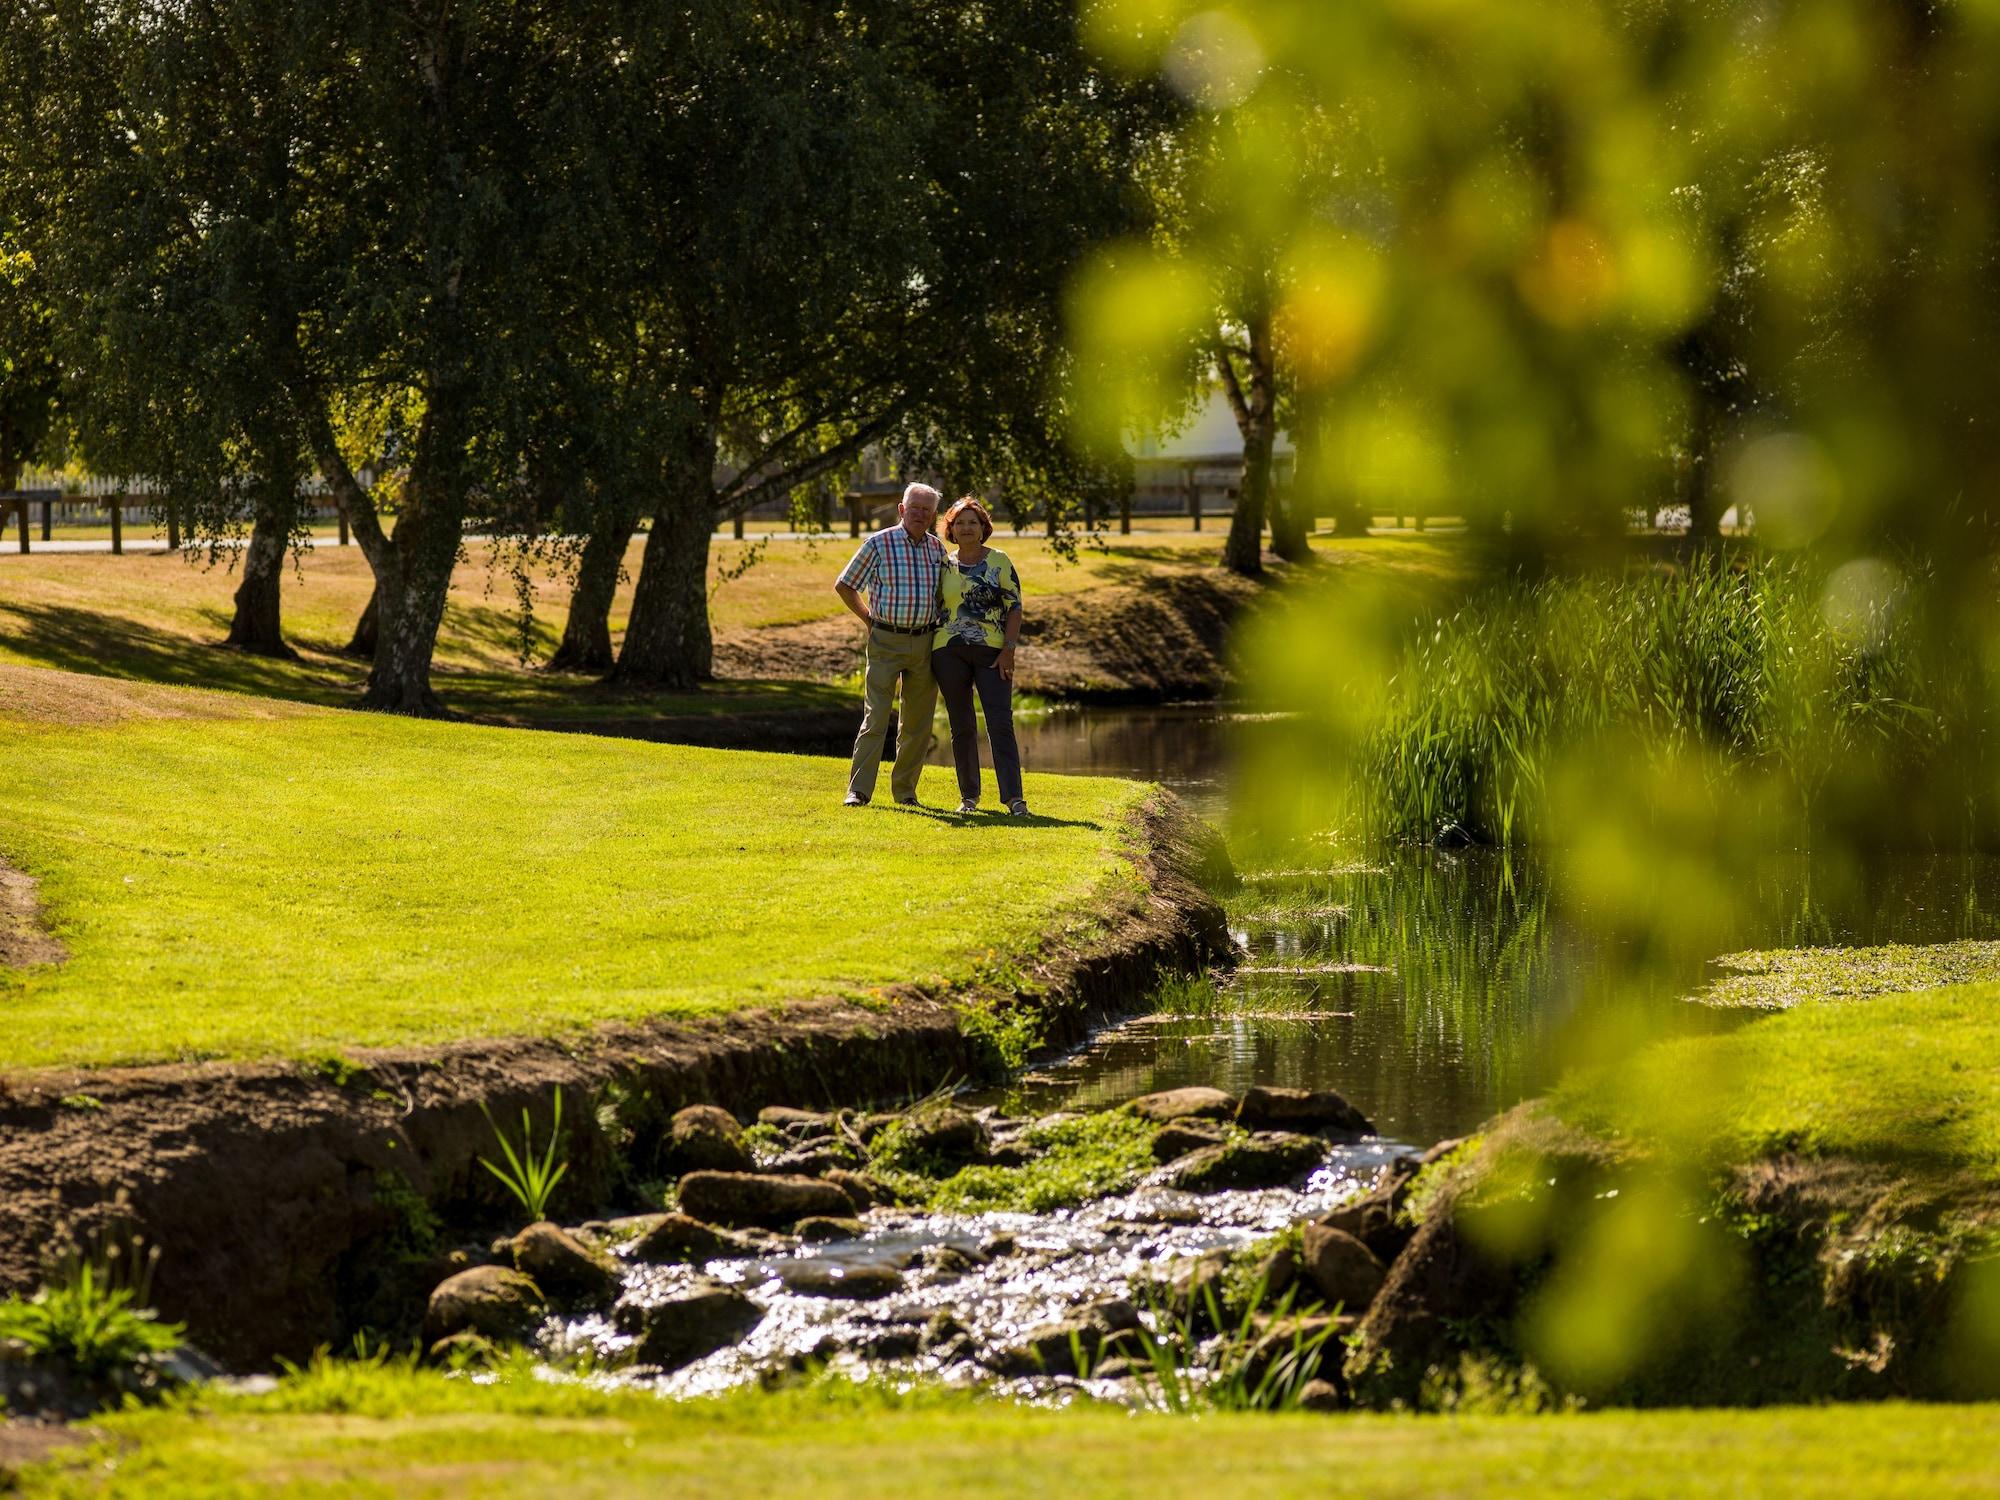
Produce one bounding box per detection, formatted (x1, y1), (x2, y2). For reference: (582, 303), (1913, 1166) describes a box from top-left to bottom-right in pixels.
(1008, 799), (1029, 817)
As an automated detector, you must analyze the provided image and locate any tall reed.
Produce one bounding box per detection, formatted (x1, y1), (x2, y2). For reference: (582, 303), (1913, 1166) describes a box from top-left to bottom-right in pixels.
(1353, 556), (1966, 846)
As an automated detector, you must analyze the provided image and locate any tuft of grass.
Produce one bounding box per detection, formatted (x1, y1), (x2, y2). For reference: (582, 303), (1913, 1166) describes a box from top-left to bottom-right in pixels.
(1127, 1270), (1341, 1413)
(1401, 1136), (1485, 1226)
(478, 1089), (570, 1223)
(1149, 970), (1229, 1016)
(957, 996), (1044, 1075)
(0, 1264), (183, 1381)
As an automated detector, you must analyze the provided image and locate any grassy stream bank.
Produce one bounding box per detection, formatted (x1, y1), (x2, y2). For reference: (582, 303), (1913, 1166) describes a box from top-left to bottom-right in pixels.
(0, 662), (1230, 1365)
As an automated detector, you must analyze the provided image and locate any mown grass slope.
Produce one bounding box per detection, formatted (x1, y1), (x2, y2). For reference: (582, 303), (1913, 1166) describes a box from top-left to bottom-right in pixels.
(0, 666), (1151, 1071)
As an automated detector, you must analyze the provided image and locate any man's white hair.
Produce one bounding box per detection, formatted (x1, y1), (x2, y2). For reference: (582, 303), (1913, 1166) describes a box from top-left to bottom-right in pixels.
(901, 482), (941, 509)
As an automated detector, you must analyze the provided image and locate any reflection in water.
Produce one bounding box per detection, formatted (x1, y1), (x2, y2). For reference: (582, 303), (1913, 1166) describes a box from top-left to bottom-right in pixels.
(984, 706), (2000, 1146)
(928, 703), (1234, 808)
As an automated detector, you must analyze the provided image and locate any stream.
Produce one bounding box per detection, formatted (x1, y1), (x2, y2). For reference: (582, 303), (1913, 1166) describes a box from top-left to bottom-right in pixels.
(542, 704), (2000, 1397)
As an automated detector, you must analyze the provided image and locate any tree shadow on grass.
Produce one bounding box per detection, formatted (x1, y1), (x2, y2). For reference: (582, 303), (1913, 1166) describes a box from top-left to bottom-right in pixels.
(0, 600), (871, 743)
(0, 600), (363, 706)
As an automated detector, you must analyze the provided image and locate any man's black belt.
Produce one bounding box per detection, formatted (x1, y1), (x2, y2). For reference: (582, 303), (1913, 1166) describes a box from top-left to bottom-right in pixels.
(871, 619), (938, 636)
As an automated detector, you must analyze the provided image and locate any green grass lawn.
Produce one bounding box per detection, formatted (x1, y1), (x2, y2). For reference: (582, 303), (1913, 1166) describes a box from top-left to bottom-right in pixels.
(15, 1366), (2000, 1498)
(0, 667), (1151, 1071)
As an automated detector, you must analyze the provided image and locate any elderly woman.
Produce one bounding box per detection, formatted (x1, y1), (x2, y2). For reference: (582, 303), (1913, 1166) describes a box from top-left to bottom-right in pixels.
(932, 496), (1027, 816)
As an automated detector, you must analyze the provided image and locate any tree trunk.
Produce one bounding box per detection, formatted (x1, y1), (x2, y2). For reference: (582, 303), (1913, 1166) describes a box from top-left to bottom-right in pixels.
(1223, 448), (1266, 575)
(1217, 318), (1277, 577)
(224, 508), (299, 658)
(346, 588), (379, 659)
(1297, 397), (1368, 536)
(612, 495), (713, 688)
(1270, 471), (1311, 562)
(1685, 391), (1722, 545)
(1231, 421), (1276, 574)
(359, 496), (459, 715)
(549, 505), (639, 673)
(612, 428), (719, 689)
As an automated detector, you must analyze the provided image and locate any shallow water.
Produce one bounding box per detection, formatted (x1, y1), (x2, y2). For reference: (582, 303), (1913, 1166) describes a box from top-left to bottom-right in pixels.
(969, 705), (2000, 1144)
(565, 1141), (1400, 1399)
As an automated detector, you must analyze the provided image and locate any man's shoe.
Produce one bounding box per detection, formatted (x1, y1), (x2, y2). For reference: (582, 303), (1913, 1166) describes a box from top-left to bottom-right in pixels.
(894, 795), (920, 807)
(958, 798), (979, 814)
(843, 793), (869, 807)
(1008, 799), (1030, 817)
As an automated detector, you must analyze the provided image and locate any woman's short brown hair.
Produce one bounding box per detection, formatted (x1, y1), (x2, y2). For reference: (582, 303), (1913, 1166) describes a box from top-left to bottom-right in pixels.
(941, 496), (993, 542)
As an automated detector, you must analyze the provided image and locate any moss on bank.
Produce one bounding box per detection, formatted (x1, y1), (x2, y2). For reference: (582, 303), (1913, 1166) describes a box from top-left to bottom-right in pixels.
(867, 1110), (1161, 1214)
(1697, 940), (2000, 1010)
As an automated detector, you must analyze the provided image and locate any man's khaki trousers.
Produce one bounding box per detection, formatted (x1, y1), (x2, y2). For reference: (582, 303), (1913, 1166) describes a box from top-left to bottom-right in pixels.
(847, 625), (938, 803)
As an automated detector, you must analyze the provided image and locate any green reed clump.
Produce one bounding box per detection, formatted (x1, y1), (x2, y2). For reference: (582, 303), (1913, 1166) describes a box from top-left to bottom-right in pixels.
(0, 1265), (183, 1380)
(478, 1087), (570, 1223)
(1150, 970), (1229, 1016)
(1358, 556), (1955, 845)
(1125, 1271), (1342, 1413)
(0, 1205), (183, 1383)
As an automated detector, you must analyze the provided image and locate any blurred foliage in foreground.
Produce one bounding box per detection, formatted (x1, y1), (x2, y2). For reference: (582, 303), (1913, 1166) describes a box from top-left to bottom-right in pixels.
(1074, 0), (2000, 569)
(1076, 0), (2000, 1404)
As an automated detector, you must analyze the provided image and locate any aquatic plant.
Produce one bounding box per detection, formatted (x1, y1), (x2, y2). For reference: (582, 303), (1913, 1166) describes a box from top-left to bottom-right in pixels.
(478, 1087), (570, 1222)
(1149, 970), (1228, 1016)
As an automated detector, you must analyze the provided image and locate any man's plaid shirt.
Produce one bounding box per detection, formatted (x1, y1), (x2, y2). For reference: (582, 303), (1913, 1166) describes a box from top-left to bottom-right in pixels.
(836, 524), (948, 630)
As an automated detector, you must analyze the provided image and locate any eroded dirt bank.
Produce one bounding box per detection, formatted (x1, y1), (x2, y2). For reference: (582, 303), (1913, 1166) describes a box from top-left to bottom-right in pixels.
(714, 570), (1261, 705)
(0, 796), (1231, 1368)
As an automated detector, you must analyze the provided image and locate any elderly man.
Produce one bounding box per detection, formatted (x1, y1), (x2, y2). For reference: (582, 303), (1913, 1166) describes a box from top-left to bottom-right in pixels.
(833, 482), (948, 806)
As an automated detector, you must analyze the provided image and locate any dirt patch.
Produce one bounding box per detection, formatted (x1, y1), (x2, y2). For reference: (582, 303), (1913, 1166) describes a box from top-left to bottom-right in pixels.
(712, 571), (1265, 704)
(0, 856), (66, 968)
(0, 794), (1231, 1368)
(0, 662), (309, 728)
(0, 1419), (86, 1480)
(1015, 570), (1262, 702)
